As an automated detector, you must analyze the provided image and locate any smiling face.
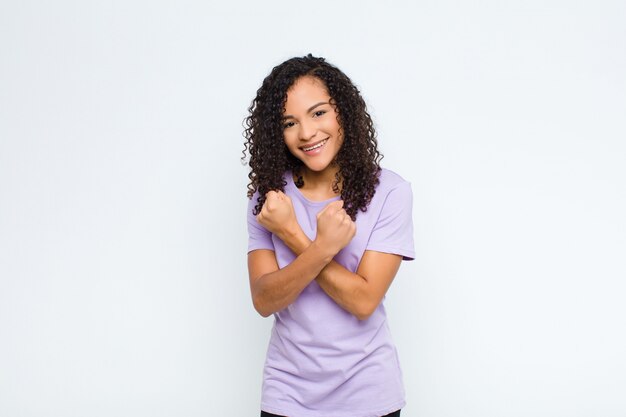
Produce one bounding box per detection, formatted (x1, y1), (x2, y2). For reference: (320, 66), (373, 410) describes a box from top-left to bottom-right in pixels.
(282, 76), (343, 179)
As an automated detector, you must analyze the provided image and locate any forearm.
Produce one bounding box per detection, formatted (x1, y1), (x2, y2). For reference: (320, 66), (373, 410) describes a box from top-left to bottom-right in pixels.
(277, 229), (374, 320)
(251, 241), (333, 317)
(316, 262), (374, 320)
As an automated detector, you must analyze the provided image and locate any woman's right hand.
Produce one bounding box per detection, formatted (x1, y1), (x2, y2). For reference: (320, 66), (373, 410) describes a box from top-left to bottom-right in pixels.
(315, 200), (356, 256)
(257, 190), (299, 238)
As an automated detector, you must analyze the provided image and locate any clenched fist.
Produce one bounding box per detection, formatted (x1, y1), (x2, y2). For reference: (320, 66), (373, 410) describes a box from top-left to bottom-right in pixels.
(256, 190), (299, 238)
(315, 200), (356, 256)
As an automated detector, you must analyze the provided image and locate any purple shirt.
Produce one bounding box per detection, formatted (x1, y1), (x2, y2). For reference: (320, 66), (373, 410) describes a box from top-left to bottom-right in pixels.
(247, 168), (415, 417)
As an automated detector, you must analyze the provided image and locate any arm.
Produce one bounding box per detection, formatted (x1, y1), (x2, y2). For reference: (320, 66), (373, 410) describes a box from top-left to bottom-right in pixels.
(247, 243), (333, 317)
(260, 191), (402, 321)
(278, 226), (402, 321)
(248, 192), (355, 317)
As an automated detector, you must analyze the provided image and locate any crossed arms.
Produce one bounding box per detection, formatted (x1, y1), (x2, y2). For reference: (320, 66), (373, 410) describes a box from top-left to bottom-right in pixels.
(247, 191), (402, 320)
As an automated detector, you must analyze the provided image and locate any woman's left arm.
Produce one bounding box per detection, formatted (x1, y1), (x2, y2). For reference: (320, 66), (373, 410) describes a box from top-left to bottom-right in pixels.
(277, 229), (402, 321)
(319, 251), (402, 320)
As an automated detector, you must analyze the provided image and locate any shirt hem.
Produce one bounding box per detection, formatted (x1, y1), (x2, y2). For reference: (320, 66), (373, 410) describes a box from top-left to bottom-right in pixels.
(365, 245), (416, 261)
(261, 399), (405, 417)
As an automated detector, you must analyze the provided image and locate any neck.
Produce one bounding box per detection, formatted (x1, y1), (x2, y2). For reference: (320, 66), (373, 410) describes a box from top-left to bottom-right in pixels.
(297, 166), (341, 195)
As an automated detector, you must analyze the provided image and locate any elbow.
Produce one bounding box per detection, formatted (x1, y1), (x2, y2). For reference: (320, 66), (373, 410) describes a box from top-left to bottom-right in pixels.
(251, 286), (278, 318)
(354, 310), (374, 321)
(252, 294), (273, 318)
(250, 279), (272, 317)
(354, 312), (371, 321)
(353, 300), (378, 321)
(253, 304), (272, 318)
(256, 308), (273, 318)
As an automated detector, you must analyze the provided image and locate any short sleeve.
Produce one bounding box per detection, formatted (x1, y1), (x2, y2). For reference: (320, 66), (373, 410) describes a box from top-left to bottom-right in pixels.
(247, 193), (275, 253)
(366, 181), (415, 260)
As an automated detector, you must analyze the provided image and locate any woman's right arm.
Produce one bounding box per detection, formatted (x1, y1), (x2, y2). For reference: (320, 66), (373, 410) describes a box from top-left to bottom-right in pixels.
(248, 243), (332, 317)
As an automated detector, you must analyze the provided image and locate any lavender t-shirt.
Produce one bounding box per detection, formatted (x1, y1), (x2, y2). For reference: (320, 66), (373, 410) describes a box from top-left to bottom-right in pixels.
(247, 168), (415, 417)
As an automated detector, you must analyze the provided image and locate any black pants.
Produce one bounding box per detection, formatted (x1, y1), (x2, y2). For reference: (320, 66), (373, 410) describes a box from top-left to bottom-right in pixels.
(261, 410), (401, 417)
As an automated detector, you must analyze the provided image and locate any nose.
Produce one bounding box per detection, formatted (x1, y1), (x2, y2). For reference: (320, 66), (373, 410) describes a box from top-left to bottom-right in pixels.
(299, 119), (317, 141)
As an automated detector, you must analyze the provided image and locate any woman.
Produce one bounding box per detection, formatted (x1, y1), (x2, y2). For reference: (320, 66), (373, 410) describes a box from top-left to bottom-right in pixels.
(244, 55), (415, 417)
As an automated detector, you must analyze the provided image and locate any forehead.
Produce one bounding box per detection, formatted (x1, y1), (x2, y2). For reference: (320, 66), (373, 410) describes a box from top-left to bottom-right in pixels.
(285, 76), (330, 106)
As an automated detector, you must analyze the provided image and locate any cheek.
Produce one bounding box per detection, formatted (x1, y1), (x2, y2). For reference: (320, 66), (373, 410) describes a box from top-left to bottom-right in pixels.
(328, 118), (342, 136)
(283, 134), (301, 156)
(283, 132), (295, 148)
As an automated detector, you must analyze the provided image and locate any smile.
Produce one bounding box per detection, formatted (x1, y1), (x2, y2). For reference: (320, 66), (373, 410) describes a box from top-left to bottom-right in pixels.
(301, 138), (329, 152)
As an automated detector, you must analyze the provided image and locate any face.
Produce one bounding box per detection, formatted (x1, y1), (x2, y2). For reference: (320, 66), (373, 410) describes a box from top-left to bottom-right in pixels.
(282, 76), (343, 176)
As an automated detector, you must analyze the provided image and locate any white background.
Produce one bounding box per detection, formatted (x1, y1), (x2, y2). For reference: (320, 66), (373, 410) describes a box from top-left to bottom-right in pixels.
(1, 1), (625, 416)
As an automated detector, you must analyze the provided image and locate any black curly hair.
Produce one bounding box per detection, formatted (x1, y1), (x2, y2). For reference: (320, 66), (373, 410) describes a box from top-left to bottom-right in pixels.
(242, 54), (383, 220)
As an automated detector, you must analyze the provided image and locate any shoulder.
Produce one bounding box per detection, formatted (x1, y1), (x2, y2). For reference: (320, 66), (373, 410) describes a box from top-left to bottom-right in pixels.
(375, 168), (411, 194)
(360, 168), (412, 216)
(247, 189), (262, 211)
(363, 168), (416, 259)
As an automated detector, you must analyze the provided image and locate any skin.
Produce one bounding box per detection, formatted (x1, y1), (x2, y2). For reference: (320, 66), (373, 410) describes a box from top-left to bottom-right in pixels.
(248, 76), (402, 320)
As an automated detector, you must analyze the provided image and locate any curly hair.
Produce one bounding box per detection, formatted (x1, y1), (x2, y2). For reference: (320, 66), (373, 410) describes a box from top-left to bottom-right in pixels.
(242, 54), (383, 220)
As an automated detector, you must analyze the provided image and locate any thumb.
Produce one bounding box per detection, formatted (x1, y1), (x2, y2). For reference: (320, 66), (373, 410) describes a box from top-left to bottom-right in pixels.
(317, 200), (344, 219)
(280, 191), (292, 204)
(328, 200), (344, 210)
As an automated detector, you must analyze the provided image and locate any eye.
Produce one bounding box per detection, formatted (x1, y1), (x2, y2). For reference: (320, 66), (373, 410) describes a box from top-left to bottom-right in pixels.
(283, 121), (295, 129)
(313, 110), (326, 118)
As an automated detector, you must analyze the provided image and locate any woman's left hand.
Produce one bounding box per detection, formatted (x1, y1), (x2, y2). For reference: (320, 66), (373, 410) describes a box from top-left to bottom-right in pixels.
(257, 190), (300, 238)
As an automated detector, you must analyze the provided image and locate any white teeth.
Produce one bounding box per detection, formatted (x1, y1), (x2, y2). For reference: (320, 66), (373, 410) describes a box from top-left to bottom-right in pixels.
(302, 139), (328, 152)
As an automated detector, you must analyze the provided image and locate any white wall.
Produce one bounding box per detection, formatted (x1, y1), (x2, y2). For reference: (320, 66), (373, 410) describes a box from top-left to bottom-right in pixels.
(1, 1), (624, 416)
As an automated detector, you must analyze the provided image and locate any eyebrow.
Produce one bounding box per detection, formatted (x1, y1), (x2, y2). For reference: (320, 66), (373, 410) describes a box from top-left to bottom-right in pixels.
(283, 101), (328, 119)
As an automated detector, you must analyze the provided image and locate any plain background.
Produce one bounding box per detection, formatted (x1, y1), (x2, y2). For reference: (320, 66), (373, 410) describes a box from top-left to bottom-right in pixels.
(1, 0), (625, 416)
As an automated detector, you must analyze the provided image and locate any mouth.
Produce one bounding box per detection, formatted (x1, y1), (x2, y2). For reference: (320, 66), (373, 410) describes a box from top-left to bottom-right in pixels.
(300, 138), (329, 153)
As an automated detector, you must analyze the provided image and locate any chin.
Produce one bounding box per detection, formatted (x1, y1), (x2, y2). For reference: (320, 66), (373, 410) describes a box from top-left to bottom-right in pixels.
(304, 162), (333, 172)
